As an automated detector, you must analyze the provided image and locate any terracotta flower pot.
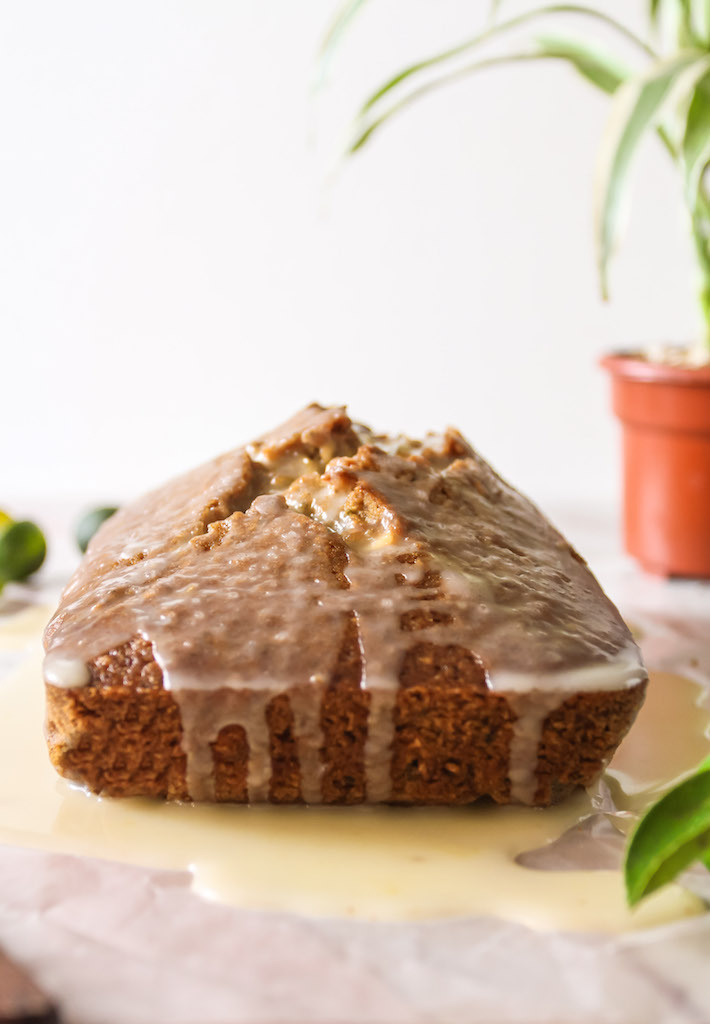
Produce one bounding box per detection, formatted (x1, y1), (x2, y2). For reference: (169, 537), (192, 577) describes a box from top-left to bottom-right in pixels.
(601, 353), (710, 578)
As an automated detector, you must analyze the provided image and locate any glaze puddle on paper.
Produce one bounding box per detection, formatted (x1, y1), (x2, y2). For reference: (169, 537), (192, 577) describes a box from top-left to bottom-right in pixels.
(0, 609), (708, 933)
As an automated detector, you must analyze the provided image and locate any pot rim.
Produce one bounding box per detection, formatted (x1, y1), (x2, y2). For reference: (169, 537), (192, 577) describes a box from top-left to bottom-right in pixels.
(600, 351), (710, 386)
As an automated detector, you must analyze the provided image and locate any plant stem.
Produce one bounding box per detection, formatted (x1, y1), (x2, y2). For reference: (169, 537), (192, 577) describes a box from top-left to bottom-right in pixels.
(691, 202), (710, 350)
(657, 125), (710, 354)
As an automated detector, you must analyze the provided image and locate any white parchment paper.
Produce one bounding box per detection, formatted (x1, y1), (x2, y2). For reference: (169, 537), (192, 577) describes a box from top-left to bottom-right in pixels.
(3, 845), (710, 1024)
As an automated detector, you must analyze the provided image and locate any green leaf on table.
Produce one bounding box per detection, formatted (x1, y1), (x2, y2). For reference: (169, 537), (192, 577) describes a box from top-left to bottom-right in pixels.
(76, 506), (119, 554)
(595, 51), (710, 299)
(625, 754), (710, 906)
(0, 520), (47, 587)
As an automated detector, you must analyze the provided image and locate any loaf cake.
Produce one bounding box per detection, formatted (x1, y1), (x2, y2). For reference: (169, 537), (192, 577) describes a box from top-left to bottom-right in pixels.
(43, 404), (647, 806)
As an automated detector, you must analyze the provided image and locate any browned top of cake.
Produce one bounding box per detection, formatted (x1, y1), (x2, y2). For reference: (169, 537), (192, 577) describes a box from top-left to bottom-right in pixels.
(43, 404), (646, 802)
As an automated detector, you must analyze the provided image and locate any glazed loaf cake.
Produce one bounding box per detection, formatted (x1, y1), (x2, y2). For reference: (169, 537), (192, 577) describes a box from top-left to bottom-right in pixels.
(44, 405), (647, 806)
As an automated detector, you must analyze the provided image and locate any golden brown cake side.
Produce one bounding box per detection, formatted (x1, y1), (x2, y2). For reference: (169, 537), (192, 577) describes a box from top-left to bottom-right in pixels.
(45, 630), (646, 807)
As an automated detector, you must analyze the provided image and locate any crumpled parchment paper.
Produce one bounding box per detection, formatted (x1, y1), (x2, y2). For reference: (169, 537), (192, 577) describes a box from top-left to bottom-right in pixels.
(2, 845), (710, 1024)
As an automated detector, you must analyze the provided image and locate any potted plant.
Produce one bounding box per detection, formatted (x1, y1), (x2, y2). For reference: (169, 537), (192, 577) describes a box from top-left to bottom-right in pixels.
(324, 0), (710, 578)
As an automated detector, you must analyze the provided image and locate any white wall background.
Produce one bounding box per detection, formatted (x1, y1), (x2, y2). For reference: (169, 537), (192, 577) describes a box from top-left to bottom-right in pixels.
(0, 1), (698, 510)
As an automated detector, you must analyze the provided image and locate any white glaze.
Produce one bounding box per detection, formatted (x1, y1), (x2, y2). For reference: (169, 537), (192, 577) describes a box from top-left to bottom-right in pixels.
(5, 644), (707, 931)
(43, 654), (90, 689)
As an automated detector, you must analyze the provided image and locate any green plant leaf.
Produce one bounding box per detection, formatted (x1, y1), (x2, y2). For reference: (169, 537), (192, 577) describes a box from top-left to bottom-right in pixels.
(625, 754), (710, 907)
(357, 4), (655, 119)
(595, 51), (710, 299)
(671, 0), (702, 46)
(682, 69), (710, 203)
(316, 0), (370, 86)
(649, 1), (710, 45)
(349, 37), (634, 155)
(692, 0), (710, 45)
(350, 51), (552, 153)
(535, 34), (630, 93)
(319, 0), (369, 60)
(683, 73), (710, 337)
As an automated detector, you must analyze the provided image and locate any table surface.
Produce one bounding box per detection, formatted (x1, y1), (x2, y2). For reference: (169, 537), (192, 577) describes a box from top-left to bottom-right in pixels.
(1, 499), (709, 1024)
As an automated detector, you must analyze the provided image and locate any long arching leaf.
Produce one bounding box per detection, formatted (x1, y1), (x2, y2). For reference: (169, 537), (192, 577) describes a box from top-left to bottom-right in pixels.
(357, 4), (656, 118)
(595, 51), (710, 299)
(350, 52), (560, 153)
(318, 0), (370, 77)
(625, 755), (710, 906)
(349, 41), (629, 154)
